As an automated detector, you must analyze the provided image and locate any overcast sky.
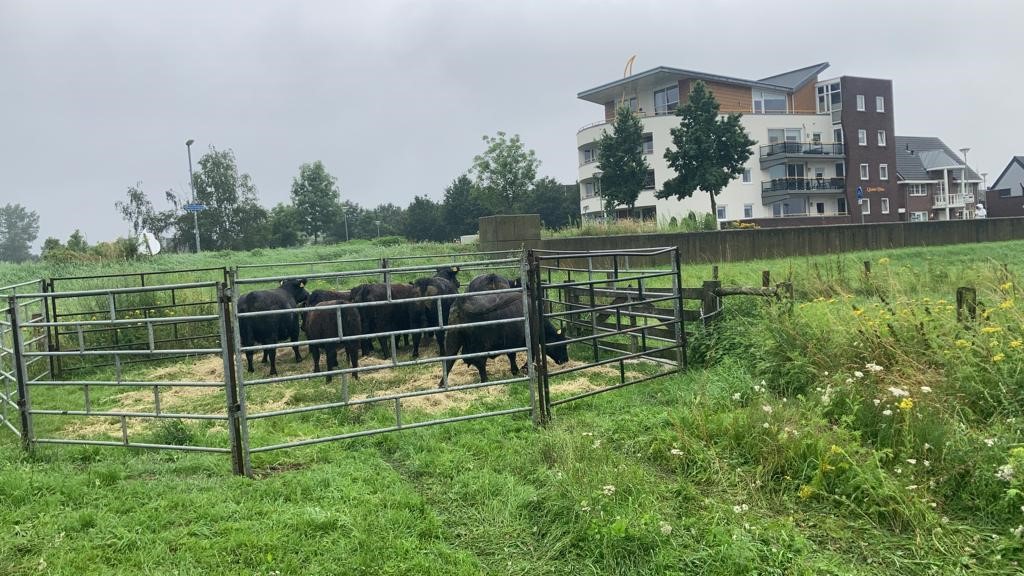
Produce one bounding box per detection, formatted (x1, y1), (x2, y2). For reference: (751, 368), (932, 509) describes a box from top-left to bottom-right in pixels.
(1, 0), (1020, 246)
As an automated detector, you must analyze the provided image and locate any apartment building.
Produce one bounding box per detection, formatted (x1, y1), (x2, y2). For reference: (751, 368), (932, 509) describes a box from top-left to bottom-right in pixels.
(986, 156), (1024, 217)
(576, 63), (898, 225)
(895, 137), (981, 221)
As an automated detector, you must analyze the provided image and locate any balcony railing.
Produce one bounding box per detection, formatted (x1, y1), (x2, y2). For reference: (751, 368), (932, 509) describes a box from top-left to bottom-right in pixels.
(579, 157), (599, 167)
(933, 194), (967, 209)
(759, 142), (844, 158)
(761, 177), (846, 193)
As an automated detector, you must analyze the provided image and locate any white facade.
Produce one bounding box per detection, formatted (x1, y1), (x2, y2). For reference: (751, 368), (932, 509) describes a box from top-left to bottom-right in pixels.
(577, 111), (842, 222)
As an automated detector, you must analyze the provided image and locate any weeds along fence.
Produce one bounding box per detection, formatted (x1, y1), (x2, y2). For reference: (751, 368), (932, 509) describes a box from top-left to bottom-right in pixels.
(1, 247), (701, 476)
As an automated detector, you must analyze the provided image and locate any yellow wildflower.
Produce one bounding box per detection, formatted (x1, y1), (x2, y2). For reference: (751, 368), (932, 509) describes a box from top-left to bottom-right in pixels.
(1000, 282), (1014, 291)
(898, 398), (914, 411)
(878, 257), (890, 265)
(993, 353), (1006, 363)
(981, 326), (1002, 334)
(829, 445), (843, 455)
(853, 309), (864, 317)
(798, 485), (814, 500)
(1000, 299), (1014, 310)
(936, 299), (948, 305)
(1010, 340), (1022, 349)
(955, 339), (971, 349)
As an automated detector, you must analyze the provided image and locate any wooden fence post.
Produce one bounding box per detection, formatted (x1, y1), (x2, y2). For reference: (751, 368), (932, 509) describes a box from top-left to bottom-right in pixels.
(956, 287), (977, 323)
(701, 280), (722, 325)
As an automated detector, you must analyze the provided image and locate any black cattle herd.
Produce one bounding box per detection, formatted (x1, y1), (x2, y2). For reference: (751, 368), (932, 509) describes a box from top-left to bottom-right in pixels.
(236, 266), (570, 387)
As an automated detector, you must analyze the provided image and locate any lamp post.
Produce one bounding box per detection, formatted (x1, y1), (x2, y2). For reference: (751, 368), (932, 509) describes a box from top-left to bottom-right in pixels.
(374, 220), (381, 239)
(960, 147), (970, 220)
(342, 208), (349, 242)
(185, 139), (200, 252)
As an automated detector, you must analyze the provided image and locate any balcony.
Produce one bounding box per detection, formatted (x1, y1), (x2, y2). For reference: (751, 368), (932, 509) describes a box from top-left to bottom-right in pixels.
(933, 194), (967, 209)
(762, 177), (846, 203)
(759, 142), (844, 169)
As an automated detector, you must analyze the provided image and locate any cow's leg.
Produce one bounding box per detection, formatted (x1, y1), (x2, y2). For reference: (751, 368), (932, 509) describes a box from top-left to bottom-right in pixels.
(507, 353), (520, 376)
(268, 349), (278, 376)
(377, 336), (390, 359)
(472, 359), (489, 383)
(325, 344), (337, 384)
(346, 343), (360, 380)
(245, 350), (255, 373)
(435, 331), (445, 358)
(261, 351), (269, 364)
(291, 330), (302, 363)
(412, 332), (421, 359)
(438, 357), (456, 388)
(311, 344), (321, 373)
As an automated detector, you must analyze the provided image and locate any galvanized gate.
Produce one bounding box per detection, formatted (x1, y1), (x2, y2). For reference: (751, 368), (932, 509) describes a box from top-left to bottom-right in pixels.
(1, 248), (688, 476)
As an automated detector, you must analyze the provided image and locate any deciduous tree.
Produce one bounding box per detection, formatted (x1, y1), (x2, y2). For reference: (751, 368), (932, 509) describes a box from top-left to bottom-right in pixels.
(0, 204), (40, 262)
(658, 81), (754, 229)
(471, 132), (539, 214)
(290, 161), (340, 243)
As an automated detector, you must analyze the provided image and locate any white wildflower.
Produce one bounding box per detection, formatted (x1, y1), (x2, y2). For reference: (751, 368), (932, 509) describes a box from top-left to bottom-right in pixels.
(762, 423), (770, 429)
(996, 464), (1015, 482)
(824, 371), (830, 376)
(923, 443), (932, 451)
(920, 386), (932, 393)
(732, 504), (749, 513)
(854, 371), (865, 379)
(923, 460), (930, 467)
(906, 485), (919, 490)
(659, 521), (672, 535)
(670, 448), (684, 457)
(887, 387), (910, 398)
(580, 501), (591, 512)
(1013, 525), (1024, 538)
(592, 439), (602, 449)
(985, 438), (997, 447)
(906, 459), (917, 465)
(732, 392), (741, 401)
(762, 405), (773, 414)
(602, 485), (616, 496)
(873, 398), (881, 406)
(845, 378), (854, 384)
(865, 363), (884, 373)
(882, 409), (893, 416)
(581, 432), (593, 437)
(894, 467), (902, 474)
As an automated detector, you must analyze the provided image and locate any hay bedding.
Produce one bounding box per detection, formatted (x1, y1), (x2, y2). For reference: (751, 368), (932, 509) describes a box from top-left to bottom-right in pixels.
(61, 349), (648, 440)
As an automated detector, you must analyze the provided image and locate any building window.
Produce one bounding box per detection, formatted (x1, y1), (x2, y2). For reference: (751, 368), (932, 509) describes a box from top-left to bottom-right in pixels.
(716, 205), (727, 220)
(881, 198), (890, 214)
(879, 164), (889, 180)
(772, 203), (782, 217)
(642, 169), (655, 190)
(627, 96), (639, 113)
(767, 128), (802, 144)
(877, 130), (886, 146)
(835, 162), (845, 178)
(856, 94), (865, 111)
(858, 130), (867, 146)
(838, 197), (848, 214)
(908, 183), (928, 196)
(833, 127), (843, 144)
(743, 204), (753, 218)
(654, 85), (679, 115)
(862, 198), (871, 214)
(860, 164), (869, 180)
(582, 181), (599, 198)
(582, 148), (598, 165)
(742, 168), (752, 183)
(641, 133), (653, 154)
(937, 180), (946, 194)
(911, 211), (928, 222)
(812, 132), (822, 144)
(814, 167), (824, 179)
(753, 90), (787, 114)
(817, 81), (842, 114)
(876, 96), (885, 112)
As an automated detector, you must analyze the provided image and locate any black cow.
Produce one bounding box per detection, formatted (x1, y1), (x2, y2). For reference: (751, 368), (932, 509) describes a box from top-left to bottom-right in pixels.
(238, 278), (309, 376)
(440, 292), (569, 386)
(434, 265), (461, 290)
(467, 273), (521, 292)
(301, 289), (351, 332)
(304, 298), (361, 383)
(412, 276), (457, 356)
(351, 282), (424, 358)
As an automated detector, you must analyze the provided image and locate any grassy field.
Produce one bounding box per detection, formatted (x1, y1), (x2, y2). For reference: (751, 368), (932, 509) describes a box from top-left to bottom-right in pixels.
(2, 239), (1024, 574)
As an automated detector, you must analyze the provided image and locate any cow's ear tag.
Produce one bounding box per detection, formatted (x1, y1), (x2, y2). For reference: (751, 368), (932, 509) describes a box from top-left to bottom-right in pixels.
(300, 281), (306, 288)
(452, 266), (459, 272)
(556, 329), (562, 335)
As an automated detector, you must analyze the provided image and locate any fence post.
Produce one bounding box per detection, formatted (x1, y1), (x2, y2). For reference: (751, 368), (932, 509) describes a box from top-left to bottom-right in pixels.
(45, 279), (62, 378)
(956, 287), (977, 324)
(39, 279), (56, 380)
(8, 295), (33, 452)
(701, 280), (722, 326)
(762, 270), (771, 288)
(671, 249), (687, 372)
(525, 250), (550, 425)
(221, 276), (252, 477)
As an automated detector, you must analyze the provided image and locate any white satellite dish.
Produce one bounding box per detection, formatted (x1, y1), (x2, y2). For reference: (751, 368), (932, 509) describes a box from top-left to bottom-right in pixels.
(137, 231), (161, 256)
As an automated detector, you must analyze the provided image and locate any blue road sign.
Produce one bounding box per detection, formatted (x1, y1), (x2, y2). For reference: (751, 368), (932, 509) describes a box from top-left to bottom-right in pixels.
(856, 186), (864, 200)
(183, 203), (207, 213)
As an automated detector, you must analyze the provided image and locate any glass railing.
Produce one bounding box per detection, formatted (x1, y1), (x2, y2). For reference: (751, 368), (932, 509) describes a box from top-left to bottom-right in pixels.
(761, 177), (846, 193)
(759, 142), (845, 158)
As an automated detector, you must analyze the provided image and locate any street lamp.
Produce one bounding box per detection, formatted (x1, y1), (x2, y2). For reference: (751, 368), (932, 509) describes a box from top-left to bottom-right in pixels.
(342, 208), (349, 242)
(185, 139), (200, 252)
(960, 147), (970, 220)
(374, 220), (382, 239)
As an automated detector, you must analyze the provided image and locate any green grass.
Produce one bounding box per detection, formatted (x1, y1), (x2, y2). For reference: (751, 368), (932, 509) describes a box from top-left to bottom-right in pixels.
(3, 239), (1024, 574)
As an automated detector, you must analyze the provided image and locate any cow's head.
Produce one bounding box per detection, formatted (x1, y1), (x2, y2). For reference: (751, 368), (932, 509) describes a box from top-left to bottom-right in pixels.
(435, 266), (461, 289)
(544, 322), (570, 364)
(279, 278), (309, 305)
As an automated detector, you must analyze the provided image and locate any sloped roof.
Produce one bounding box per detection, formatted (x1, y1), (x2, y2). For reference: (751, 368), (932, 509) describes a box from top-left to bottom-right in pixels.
(578, 62), (829, 102)
(895, 136), (981, 181)
(991, 156), (1024, 189)
(757, 63), (831, 90)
